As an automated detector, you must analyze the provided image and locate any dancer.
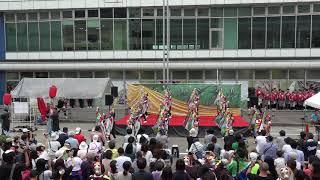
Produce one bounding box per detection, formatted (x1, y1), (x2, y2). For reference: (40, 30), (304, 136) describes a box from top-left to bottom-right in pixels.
(153, 89), (172, 135)
(185, 89), (200, 134)
(140, 93), (149, 123)
(214, 90), (234, 136)
(127, 107), (141, 136)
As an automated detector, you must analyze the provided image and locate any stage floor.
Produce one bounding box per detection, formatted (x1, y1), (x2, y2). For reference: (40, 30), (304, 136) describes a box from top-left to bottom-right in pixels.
(116, 114), (249, 127)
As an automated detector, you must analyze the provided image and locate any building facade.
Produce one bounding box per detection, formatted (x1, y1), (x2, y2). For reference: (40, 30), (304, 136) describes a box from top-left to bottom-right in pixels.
(0, 0), (320, 102)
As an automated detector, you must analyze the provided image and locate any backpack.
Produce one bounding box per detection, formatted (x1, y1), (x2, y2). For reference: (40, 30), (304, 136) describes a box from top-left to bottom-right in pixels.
(193, 142), (203, 159)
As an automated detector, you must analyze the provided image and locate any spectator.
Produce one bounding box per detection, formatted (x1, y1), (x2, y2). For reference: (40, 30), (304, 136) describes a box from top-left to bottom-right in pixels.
(261, 136), (277, 160)
(161, 166), (173, 180)
(152, 160), (164, 180)
(156, 129), (169, 148)
(255, 129), (267, 154)
(227, 149), (250, 178)
(204, 128), (215, 146)
(123, 136), (136, 161)
(247, 162), (273, 180)
(137, 128), (150, 144)
(224, 129), (235, 151)
(91, 126), (106, 146)
(57, 127), (68, 146)
(297, 131), (307, 151)
(132, 158), (153, 180)
(264, 156), (278, 179)
(66, 148), (83, 179)
(232, 133), (243, 150)
(0, 149), (30, 179)
(285, 140), (304, 163)
(77, 141), (89, 160)
(65, 131), (79, 149)
(35, 158), (52, 179)
(88, 134), (102, 153)
(136, 135), (147, 152)
(305, 133), (317, 160)
(117, 161), (132, 180)
(115, 147), (132, 172)
(109, 160), (119, 180)
(172, 159), (189, 180)
(141, 143), (153, 166)
(47, 132), (61, 159)
(214, 158), (233, 180)
(124, 128), (135, 144)
(108, 140), (119, 160)
(81, 152), (96, 180)
(74, 127), (86, 144)
(187, 128), (197, 150)
(102, 150), (113, 175)
(303, 155), (318, 178)
(274, 150), (286, 172)
(189, 137), (204, 160)
(276, 130), (286, 150)
(308, 159), (320, 179)
(210, 136), (222, 157)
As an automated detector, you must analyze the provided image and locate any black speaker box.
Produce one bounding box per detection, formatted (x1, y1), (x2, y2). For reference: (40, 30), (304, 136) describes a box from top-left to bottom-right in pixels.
(105, 95), (114, 106)
(111, 86), (118, 97)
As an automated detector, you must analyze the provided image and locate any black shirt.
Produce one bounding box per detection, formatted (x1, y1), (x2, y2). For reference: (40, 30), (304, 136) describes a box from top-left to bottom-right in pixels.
(247, 173), (274, 180)
(172, 170), (189, 180)
(132, 170), (153, 180)
(0, 163), (25, 180)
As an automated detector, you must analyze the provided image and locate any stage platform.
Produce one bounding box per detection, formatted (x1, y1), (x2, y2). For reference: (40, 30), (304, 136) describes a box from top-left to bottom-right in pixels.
(114, 114), (249, 137)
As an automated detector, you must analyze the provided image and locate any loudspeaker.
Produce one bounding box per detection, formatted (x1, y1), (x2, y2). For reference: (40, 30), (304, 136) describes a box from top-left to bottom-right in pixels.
(111, 86), (118, 97)
(248, 87), (256, 97)
(105, 95), (114, 106)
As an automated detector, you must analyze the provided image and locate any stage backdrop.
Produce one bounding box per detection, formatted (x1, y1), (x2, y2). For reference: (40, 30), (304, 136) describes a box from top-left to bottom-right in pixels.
(127, 84), (241, 116)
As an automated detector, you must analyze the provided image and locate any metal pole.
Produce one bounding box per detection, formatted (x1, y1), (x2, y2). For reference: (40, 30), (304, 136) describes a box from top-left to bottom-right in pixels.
(162, 0), (166, 85)
(166, 0), (170, 84)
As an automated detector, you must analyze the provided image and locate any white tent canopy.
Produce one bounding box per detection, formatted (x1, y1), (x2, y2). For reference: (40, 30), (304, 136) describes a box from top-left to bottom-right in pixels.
(304, 92), (320, 109)
(11, 78), (112, 99)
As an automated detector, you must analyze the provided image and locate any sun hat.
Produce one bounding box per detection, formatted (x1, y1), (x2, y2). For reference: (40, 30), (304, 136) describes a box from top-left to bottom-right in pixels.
(68, 131), (75, 137)
(22, 128), (30, 133)
(50, 132), (59, 141)
(93, 134), (99, 142)
(189, 128), (197, 138)
(79, 141), (88, 150)
(75, 127), (81, 134)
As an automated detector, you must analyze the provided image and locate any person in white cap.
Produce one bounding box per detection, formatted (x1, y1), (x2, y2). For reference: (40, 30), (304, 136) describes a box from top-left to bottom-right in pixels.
(187, 128), (198, 150)
(74, 127), (86, 144)
(47, 132), (61, 159)
(89, 135), (102, 154)
(78, 142), (89, 160)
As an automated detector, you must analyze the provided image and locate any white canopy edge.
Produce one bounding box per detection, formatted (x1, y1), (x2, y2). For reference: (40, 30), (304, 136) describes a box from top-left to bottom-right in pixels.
(304, 92), (320, 109)
(11, 78), (112, 99)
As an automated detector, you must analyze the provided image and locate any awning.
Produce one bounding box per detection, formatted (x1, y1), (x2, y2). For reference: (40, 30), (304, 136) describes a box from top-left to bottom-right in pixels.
(11, 78), (112, 99)
(304, 92), (320, 109)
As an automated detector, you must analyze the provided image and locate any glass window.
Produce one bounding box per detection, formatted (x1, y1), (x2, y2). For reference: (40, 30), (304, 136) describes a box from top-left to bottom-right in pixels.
(17, 13), (26, 21)
(101, 20), (113, 50)
(281, 16), (295, 48)
(282, 6), (295, 14)
(28, 22), (39, 51)
(63, 20), (74, 51)
(307, 70), (320, 79)
(125, 71), (139, 80)
(88, 10), (98, 17)
(49, 72), (63, 78)
(157, 9), (164, 17)
(298, 5), (310, 13)
(268, 6), (280, 15)
(224, 18), (237, 49)
(28, 13), (38, 21)
(17, 23), (28, 51)
(114, 8), (127, 18)
(74, 20), (87, 50)
(40, 12), (49, 20)
(253, 7), (265, 16)
(94, 71), (108, 78)
(272, 70), (287, 79)
(239, 70), (253, 79)
(238, 18), (251, 49)
(5, 14), (15, 22)
(129, 19), (141, 50)
(255, 70), (270, 79)
(170, 9), (181, 16)
(210, 18), (223, 28)
(64, 72), (78, 78)
(142, 19), (155, 50)
(140, 71), (154, 79)
(156, 19), (166, 49)
(252, 17), (266, 49)
(312, 15), (320, 47)
(296, 15), (311, 48)
(189, 71), (203, 80)
(87, 20), (100, 50)
(143, 9), (154, 16)
(314, 4), (320, 12)
(238, 7), (251, 16)
(129, 8), (141, 18)
(35, 72), (48, 78)
(75, 10), (85, 18)
(211, 30), (223, 49)
(289, 69), (304, 79)
(79, 71), (93, 78)
(51, 11), (60, 19)
(51, 21), (62, 51)
(184, 9), (195, 16)
(220, 70), (235, 80)
(267, 17), (280, 48)
(63, 11), (73, 18)
(39, 22), (50, 51)
(100, 8), (113, 18)
(110, 71), (123, 79)
(7, 72), (19, 80)
(224, 7), (237, 17)
(114, 20), (127, 50)
(170, 19), (182, 49)
(197, 19), (209, 49)
(6, 23), (16, 52)
(198, 8), (209, 16)
(205, 70), (217, 79)
(210, 7), (223, 17)
(21, 72), (33, 79)
(183, 19), (196, 49)
(172, 71), (186, 80)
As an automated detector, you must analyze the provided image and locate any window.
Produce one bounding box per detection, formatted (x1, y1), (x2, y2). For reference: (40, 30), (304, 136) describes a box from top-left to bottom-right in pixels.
(211, 18), (223, 28)
(39, 22), (50, 51)
(28, 22), (39, 51)
(253, 7), (265, 16)
(17, 23), (28, 51)
(51, 21), (62, 51)
(79, 71), (93, 78)
(312, 15), (320, 47)
(142, 19), (155, 50)
(298, 5), (310, 13)
(255, 70), (270, 79)
(140, 71), (154, 80)
(17, 13), (26, 21)
(143, 9), (154, 16)
(100, 8), (113, 18)
(252, 17), (266, 49)
(63, 11), (73, 18)
(170, 9), (181, 16)
(197, 19), (209, 49)
(205, 70), (217, 79)
(224, 7), (237, 17)
(64, 72), (78, 78)
(267, 17), (280, 48)
(170, 19), (182, 49)
(114, 8), (127, 18)
(296, 16), (311, 48)
(87, 20), (100, 50)
(282, 6), (295, 14)
(220, 70), (236, 80)
(211, 30), (223, 49)
(51, 11), (60, 19)
(156, 19), (166, 49)
(40, 12), (49, 20)
(35, 72), (48, 78)
(272, 70), (287, 79)
(125, 71), (139, 80)
(172, 71), (186, 80)
(6, 72), (19, 80)
(114, 20), (127, 50)
(189, 71), (203, 80)
(281, 16), (295, 48)
(63, 20), (74, 51)
(129, 19), (141, 50)
(224, 18), (237, 49)
(238, 18), (251, 49)
(184, 9), (195, 16)
(110, 71), (123, 79)
(238, 70), (253, 79)
(28, 13), (38, 21)
(314, 4), (320, 12)
(198, 8), (209, 16)
(49, 72), (63, 78)
(75, 11), (85, 18)
(75, 20), (87, 50)
(129, 8), (141, 18)
(289, 70), (304, 79)
(101, 20), (113, 50)
(5, 14), (15, 22)
(5, 23), (16, 51)
(307, 70), (320, 79)
(268, 6), (280, 15)
(88, 10), (98, 17)
(183, 19), (196, 49)
(20, 72), (33, 79)
(94, 71), (108, 78)
(210, 7), (223, 17)
(238, 7), (251, 16)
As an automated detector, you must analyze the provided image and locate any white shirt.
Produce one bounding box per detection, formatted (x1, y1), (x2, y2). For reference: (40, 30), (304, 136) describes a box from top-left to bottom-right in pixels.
(88, 141), (102, 153)
(115, 155), (132, 172)
(77, 149), (87, 160)
(189, 141), (204, 154)
(143, 150), (153, 165)
(47, 141), (61, 156)
(282, 144), (293, 153)
(66, 157), (83, 171)
(274, 157), (285, 170)
(255, 136), (267, 153)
